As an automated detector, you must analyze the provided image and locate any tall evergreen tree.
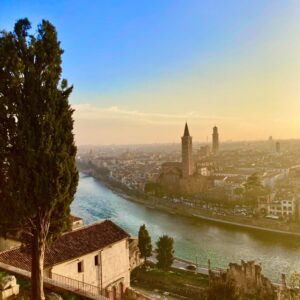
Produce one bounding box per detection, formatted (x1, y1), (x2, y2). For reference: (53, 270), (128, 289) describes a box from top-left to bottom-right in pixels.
(156, 235), (174, 270)
(138, 224), (152, 262)
(0, 19), (78, 300)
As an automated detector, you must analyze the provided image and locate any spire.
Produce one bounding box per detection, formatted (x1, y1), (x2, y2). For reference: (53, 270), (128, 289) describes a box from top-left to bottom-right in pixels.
(184, 122), (190, 136)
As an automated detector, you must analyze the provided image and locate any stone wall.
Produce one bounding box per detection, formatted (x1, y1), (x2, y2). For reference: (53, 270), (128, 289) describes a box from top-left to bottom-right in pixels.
(228, 260), (275, 298)
(209, 260), (277, 299)
(129, 238), (144, 271)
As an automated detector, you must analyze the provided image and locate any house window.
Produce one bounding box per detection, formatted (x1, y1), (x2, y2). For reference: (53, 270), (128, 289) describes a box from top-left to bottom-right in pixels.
(78, 261), (84, 273)
(94, 255), (99, 266)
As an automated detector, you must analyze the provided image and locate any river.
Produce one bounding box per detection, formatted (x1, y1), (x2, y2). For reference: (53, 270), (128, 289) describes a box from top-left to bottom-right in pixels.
(71, 173), (300, 281)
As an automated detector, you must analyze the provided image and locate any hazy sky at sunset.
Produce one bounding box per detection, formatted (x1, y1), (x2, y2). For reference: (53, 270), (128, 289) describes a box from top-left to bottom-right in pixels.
(2, 1), (300, 145)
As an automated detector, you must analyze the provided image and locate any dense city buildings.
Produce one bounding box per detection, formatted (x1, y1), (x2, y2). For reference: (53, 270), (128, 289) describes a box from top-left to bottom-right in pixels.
(77, 127), (300, 223)
(44, 128), (300, 299)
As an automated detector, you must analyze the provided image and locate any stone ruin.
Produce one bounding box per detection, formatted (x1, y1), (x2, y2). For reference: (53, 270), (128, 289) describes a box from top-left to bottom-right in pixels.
(208, 260), (278, 299)
(0, 275), (19, 300)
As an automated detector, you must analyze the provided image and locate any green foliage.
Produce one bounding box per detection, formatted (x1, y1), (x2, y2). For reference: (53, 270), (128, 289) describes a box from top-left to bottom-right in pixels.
(0, 17), (78, 240)
(156, 235), (174, 270)
(131, 265), (208, 299)
(207, 279), (239, 300)
(244, 173), (263, 191)
(234, 187), (244, 196)
(138, 224), (152, 260)
(0, 272), (7, 280)
(144, 182), (166, 197)
(243, 173), (265, 204)
(0, 18), (78, 298)
(17, 277), (31, 291)
(61, 292), (81, 300)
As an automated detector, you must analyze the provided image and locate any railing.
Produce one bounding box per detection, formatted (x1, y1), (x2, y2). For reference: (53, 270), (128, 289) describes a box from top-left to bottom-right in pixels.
(0, 261), (110, 300)
(49, 272), (109, 300)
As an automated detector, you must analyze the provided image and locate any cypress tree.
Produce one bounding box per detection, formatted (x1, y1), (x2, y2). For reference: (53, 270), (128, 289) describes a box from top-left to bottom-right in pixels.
(156, 235), (174, 270)
(138, 224), (152, 263)
(0, 19), (78, 300)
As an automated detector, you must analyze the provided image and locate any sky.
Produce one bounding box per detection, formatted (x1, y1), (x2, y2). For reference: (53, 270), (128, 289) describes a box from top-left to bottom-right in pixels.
(1, 1), (300, 145)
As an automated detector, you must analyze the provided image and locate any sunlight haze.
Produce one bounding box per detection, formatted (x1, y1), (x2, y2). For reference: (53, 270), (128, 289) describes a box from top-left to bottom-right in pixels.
(2, 1), (300, 144)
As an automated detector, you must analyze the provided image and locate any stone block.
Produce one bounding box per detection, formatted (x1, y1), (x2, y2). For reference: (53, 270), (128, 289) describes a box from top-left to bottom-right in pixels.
(0, 284), (19, 300)
(0, 276), (17, 290)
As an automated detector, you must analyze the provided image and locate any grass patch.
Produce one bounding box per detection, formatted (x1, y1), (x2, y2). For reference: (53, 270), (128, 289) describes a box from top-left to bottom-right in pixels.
(132, 266), (208, 299)
(142, 267), (208, 287)
(61, 292), (81, 300)
(17, 276), (31, 291)
(0, 271), (8, 280)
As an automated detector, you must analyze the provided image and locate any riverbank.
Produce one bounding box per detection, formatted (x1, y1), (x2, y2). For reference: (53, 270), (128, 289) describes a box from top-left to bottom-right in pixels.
(79, 167), (300, 238)
(193, 214), (300, 237)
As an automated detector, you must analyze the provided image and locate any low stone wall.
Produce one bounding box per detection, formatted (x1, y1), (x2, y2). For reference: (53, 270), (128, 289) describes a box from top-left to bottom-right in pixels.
(125, 288), (151, 300)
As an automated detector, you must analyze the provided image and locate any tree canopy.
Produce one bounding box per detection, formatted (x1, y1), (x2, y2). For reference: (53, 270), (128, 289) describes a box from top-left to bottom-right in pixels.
(156, 235), (174, 270)
(138, 224), (152, 261)
(144, 182), (166, 197)
(0, 18), (78, 299)
(243, 173), (265, 204)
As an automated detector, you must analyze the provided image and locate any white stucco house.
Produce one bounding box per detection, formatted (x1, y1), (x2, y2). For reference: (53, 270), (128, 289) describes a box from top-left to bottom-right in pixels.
(0, 220), (130, 300)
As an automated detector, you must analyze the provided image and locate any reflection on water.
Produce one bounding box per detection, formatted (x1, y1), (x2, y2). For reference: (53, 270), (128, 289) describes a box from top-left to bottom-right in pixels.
(71, 173), (300, 281)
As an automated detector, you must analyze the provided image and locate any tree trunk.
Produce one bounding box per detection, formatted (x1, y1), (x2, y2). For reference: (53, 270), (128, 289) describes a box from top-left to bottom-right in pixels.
(31, 222), (48, 300)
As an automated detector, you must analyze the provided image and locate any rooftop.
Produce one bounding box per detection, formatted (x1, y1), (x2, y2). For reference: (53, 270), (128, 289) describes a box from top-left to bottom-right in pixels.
(183, 123), (190, 137)
(0, 220), (129, 271)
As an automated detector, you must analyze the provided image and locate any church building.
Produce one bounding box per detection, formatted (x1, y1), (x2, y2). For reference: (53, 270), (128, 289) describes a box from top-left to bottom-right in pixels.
(159, 123), (212, 196)
(182, 123), (194, 177)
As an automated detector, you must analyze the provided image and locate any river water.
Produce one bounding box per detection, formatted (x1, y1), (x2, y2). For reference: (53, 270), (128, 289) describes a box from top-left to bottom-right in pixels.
(71, 173), (300, 281)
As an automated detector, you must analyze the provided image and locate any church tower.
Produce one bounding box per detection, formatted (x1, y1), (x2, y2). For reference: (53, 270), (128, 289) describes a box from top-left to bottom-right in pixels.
(182, 123), (193, 177)
(212, 126), (219, 154)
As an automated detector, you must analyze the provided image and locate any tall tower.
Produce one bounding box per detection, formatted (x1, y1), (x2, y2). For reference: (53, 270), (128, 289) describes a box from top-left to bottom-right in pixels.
(182, 123), (193, 177)
(212, 126), (219, 154)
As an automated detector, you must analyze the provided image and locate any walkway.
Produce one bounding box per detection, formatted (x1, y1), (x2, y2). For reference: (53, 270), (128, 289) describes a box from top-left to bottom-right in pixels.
(0, 262), (109, 300)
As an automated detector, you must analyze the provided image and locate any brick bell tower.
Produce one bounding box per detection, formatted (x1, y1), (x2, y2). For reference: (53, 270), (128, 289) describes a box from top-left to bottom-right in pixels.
(181, 123), (193, 177)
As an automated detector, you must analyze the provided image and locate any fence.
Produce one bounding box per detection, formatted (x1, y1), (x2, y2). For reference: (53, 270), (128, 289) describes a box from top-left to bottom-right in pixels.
(0, 261), (110, 300)
(47, 273), (109, 300)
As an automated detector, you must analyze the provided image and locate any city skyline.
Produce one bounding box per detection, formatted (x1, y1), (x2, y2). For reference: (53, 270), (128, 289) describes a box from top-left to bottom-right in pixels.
(2, 1), (300, 145)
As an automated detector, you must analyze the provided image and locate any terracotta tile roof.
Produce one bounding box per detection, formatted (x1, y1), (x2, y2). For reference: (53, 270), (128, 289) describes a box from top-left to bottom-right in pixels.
(0, 248), (32, 271)
(0, 220), (129, 271)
